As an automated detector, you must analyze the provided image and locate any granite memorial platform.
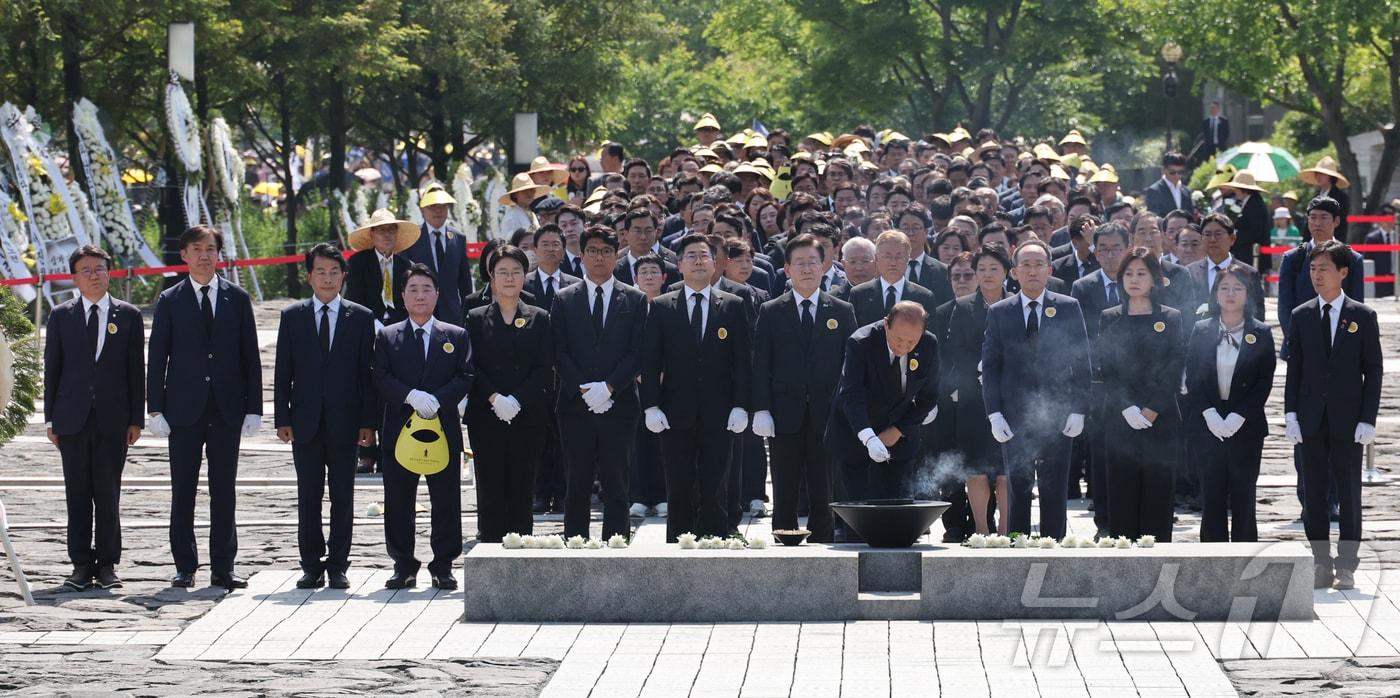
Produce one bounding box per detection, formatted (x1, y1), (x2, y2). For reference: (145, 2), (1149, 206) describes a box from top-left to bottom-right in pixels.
(462, 540), (1315, 623)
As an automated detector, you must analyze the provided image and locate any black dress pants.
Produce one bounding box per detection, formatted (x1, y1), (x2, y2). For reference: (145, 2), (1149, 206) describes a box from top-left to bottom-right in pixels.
(381, 444), (462, 578)
(769, 412), (833, 543)
(660, 426), (733, 541)
(58, 410), (127, 568)
(1301, 416), (1363, 572)
(168, 403), (242, 574)
(469, 417), (545, 542)
(559, 412), (635, 539)
(291, 418), (357, 575)
(1198, 431), (1263, 542)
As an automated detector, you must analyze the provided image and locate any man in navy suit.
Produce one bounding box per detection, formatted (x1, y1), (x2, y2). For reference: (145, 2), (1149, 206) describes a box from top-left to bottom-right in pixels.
(1283, 240), (1383, 591)
(1189, 213), (1267, 321)
(400, 183), (474, 324)
(274, 244), (377, 590)
(147, 226), (263, 589)
(846, 230), (941, 328)
(825, 302), (941, 506)
(372, 263), (474, 590)
(44, 245), (144, 591)
(1142, 152), (1194, 218)
(642, 233), (752, 541)
(982, 239), (1092, 539)
(523, 224), (580, 514)
(553, 225), (650, 540)
(614, 209), (681, 287)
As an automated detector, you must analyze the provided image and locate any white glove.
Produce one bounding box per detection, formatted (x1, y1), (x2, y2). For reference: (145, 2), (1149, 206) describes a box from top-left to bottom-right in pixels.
(726, 407), (748, 434)
(988, 412), (1014, 443)
(590, 398), (615, 415)
(492, 395), (521, 423)
(581, 382), (611, 411)
(1061, 413), (1085, 438)
(1284, 412), (1303, 445)
(148, 413), (171, 437)
(1121, 406), (1152, 430)
(922, 404), (939, 425)
(1202, 408), (1227, 441)
(864, 434), (891, 463)
(241, 414), (261, 437)
(457, 395), (468, 415)
(951, 389), (959, 403)
(1221, 413), (1246, 439)
(1355, 422), (1376, 445)
(644, 407), (670, 433)
(406, 389), (440, 418)
(751, 410), (776, 438)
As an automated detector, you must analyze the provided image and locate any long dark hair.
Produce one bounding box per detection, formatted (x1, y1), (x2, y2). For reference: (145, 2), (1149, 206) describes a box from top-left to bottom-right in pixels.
(1206, 262), (1258, 318)
(1115, 247), (1165, 307)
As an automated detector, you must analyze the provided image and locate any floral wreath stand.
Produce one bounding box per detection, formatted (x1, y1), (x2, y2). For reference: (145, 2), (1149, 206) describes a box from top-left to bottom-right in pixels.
(0, 497), (34, 605)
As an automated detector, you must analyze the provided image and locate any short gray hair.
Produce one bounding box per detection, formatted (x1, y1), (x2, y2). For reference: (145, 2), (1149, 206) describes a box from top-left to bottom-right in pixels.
(842, 236), (876, 259)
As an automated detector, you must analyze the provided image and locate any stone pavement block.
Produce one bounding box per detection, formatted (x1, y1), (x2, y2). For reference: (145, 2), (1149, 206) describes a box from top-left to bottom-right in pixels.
(1277, 620), (1353, 657)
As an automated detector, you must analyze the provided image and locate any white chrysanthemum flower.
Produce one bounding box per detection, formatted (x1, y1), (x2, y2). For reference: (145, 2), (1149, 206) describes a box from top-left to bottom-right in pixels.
(501, 532), (524, 549)
(677, 533), (698, 549)
(585, 538), (604, 550)
(1097, 536), (1117, 548)
(966, 533), (988, 549)
(607, 534), (629, 549)
(747, 535), (769, 549)
(1013, 535), (1034, 549)
(1036, 536), (1058, 549)
(566, 535), (587, 549)
(1115, 536), (1132, 549)
(1136, 535), (1156, 548)
(726, 538), (748, 550)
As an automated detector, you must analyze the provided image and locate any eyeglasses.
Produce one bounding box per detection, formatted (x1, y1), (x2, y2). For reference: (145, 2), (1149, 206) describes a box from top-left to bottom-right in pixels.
(73, 267), (109, 277)
(583, 247), (615, 257)
(1201, 230), (1232, 239)
(681, 252), (713, 262)
(788, 260), (822, 269)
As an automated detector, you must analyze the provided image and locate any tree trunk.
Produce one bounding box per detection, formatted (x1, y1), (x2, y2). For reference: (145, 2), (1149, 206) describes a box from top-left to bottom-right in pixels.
(60, 12), (87, 192)
(327, 77), (347, 236)
(278, 72), (300, 297)
(425, 69), (449, 181)
(1363, 128), (1399, 215)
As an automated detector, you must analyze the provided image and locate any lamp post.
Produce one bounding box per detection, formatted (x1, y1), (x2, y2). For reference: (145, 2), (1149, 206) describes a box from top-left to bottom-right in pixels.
(1161, 42), (1182, 152)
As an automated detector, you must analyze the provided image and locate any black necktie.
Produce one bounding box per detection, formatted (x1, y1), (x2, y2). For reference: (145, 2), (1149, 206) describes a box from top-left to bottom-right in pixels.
(86, 304), (99, 358)
(800, 299), (815, 340)
(1322, 303), (1333, 355)
(544, 275), (555, 308)
(414, 327), (426, 360)
(433, 232), (447, 274)
(908, 260), (919, 286)
(1106, 282), (1119, 306)
(592, 286), (605, 335)
(319, 305), (331, 355)
(1026, 300), (1039, 337)
(200, 285), (213, 335)
(885, 285), (897, 313)
(691, 293), (704, 343)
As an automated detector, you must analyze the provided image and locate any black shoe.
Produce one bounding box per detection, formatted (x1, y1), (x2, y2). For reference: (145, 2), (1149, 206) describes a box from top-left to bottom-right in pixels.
(328, 571), (351, 590)
(63, 566), (94, 591)
(211, 572), (248, 589)
(95, 565), (122, 590)
(296, 572), (325, 589)
(431, 575), (458, 590)
(356, 462), (376, 475)
(385, 572), (416, 589)
(941, 532), (963, 544)
(1314, 564), (1335, 590)
(171, 571), (196, 588)
(1334, 569), (1355, 591)
(533, 496), (549, 514)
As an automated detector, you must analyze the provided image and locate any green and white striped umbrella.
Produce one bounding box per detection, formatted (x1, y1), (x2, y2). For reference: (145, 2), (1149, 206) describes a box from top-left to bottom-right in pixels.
(1215, 142), (1301, 183)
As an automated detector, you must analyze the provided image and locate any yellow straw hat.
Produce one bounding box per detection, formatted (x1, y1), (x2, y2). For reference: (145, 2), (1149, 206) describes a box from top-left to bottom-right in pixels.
(348, 208), (421, 252)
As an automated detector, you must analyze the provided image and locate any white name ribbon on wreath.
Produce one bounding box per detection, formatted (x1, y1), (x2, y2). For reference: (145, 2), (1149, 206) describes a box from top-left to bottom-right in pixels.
(207, 117), (259, 298)
(0, 102), (87, 297)
(0, 177), (37, 302)
(452, 161), (481, 243)
(71, 98), (162, 267)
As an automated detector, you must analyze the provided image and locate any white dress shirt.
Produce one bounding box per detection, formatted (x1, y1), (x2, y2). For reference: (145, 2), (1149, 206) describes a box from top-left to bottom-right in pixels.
(408, 316), (435, 356)
(683, 284), (711, 336)
(880, 277), (907, 303)
(583, 276), (617, 322)
(537, 268), (565, 290)
(1205, 254), (1235, 291)
(190, 276), (218, 317)
(1216, 320), (1244, 400)
(1318, 291), (1345, 343)
(794, 288), (820, 322)
(80, 293), (112, 359)
(887, 347), (908, 391)
(312, 295), (341, 349)
(1020, 290), (1046, 327)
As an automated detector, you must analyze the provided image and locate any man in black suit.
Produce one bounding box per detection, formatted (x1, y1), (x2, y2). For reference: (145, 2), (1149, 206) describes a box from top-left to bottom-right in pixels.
(401, 183), (474, 324)
(554, 225), (650, 540)
(642, 234), (752, 541)
(1283, 240), (1383, 591)
(752, 235), (857, 543)
(558, 205), (587, 278)
(1142, 152), (1194, 219)
(1278, 198), (1364, 361)
(524, 224), (580, 513)
(44, 245), (143, 591)
(1202, 102), (1229, 158)
(1189, 213), (1267, 321)
(614, 209), (680, 286)
(274, 244), (377, 590)
(372, 263), (474, 590)
(1071, 222), (1128, 534)
(825, 302), (941, 507)
(896, 203), (955, 306)
(982, 239), (1092, 539)
(846, 230), (941, 328)
(1362, 203), (1396, 297)
(1050, 215), (1100, 288)
(147, 225), (262, 589)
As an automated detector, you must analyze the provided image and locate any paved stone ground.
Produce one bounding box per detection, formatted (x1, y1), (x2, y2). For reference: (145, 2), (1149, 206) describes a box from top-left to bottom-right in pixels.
(0, 296), (1396, 695)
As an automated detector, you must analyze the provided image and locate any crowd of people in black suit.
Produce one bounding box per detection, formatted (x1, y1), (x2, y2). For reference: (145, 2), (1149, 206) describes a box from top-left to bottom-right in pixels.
(43, 123), (1383, 597)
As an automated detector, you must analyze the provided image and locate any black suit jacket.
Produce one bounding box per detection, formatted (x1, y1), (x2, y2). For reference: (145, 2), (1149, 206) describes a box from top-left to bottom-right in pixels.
(1321, 187), (1350, 240)
(1160, 259), (1199, 315)
(344, 250), (409, 325)
(641, 288), (751, 430)
(371, 319), (474, 453)
(846, 278), (940, 328)
(1070, 270), (1119, 343)
(1232, 193), (1271, 269)
(464, 303), (554, 427)
(1203, 115), (1230, 150)
(943, 291), (999, 430)
(907, 256), (955, 306)
(44, 297), (144, 436)
(1276, 241), (1365, 359)
(1183, 316), (1276, 440)
(1052, 251), (1099, 288)
(523, 269), (581, 310)
(751, 291), (857, 434)
(981, 292), (1092, 426)
(1143, 177), (1194, 218)
(401, 223), (475, 324)
(273, 298), (377, 443)
(614, 254), (680, 287)
(1187, 258), (1266, 321)
(1284, 296), (1383, 439)
(824, 321), (940, 465)
(147, 277), (262, 428)
(551, 279), (649, 417)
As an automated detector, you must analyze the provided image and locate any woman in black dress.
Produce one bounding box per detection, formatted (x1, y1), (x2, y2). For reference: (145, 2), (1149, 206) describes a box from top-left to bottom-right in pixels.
(464, 245), (555, 542)
(944, 243), (1012, 535)
(1097, 248), (1185, 541)
(1183, 264), (1275, 542)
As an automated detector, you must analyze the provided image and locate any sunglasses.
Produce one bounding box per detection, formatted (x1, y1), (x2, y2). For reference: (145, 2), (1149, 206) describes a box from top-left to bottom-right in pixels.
(569, 167), (588, 172)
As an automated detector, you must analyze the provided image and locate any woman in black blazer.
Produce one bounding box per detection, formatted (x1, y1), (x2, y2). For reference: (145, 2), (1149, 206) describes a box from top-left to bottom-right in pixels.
(1097, 248), (1185, 541)
(464, 245), (555, 542)
(943, 244), (1012, 535)
(1184, 263), (1276, 542)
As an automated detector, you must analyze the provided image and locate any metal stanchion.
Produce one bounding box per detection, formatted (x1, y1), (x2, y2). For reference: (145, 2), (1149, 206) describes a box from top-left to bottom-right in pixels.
(0, 497), (36, 605)
(1364, 443), (1391, 486)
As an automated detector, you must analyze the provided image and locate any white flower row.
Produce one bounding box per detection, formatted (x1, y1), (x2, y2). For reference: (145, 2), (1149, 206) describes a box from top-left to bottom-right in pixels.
(965, 533), (1156, 549)
(676, 533), (770, 550)
(71, 99), (149, 260)
(501, 532), (629, 550)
